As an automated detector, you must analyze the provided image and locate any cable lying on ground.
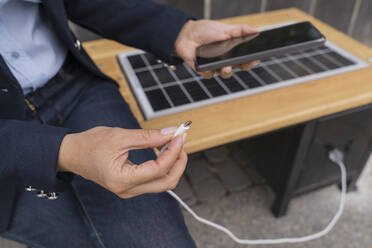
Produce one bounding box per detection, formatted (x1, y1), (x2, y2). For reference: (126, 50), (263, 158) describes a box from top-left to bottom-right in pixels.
(162, 124), (347, 245)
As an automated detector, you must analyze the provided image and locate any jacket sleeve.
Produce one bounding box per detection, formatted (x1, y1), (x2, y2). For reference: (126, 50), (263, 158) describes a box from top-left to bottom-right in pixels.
(0, 119), (72, 191)
(63, 0), (193, 63)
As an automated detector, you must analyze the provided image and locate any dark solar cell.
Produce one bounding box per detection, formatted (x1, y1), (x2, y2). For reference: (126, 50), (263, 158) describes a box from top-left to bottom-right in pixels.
(298, 57), (326, 73)
(251, 67), (278, 84)
(183, 81), (209, 101)
(219, 77), (245, 92)
(235, 71), (261, 88)
(267, 64), (295, 80)
(312, 54), (340, 70)
(164, 85), (190, 106)
(145, 89), (170, 111)
(275, 54), (288, 60)
(326, 52), (355, 66)
(289, 51), (304, 56)
(144, 53), (159, 65)
(319, 46), (331, 52)
(303, 48), (316, 53)
(261, 57), (273, 63)
(128, 55), (146, 69)
(153, 68), (175, 84)
(174, 64), (192, 80)
(308, 46), (329, 53)
(283, 60), (310, 77)
(201, 78), (227, 97)
(136, 71), (157, 88)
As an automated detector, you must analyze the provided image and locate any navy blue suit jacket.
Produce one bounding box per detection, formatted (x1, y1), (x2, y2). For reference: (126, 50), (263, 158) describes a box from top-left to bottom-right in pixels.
(0, 0), (191, 233)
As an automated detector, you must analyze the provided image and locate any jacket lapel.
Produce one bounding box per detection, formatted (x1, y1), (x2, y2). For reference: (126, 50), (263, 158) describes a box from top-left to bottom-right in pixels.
(0, 55), (26, 119)
(0, 55), (22, 91)
(41, 0), (76, 47)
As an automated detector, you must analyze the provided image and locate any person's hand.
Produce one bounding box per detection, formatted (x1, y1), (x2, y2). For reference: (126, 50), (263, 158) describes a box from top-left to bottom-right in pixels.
(174, 20), (260, 79)
(57, 126), (187, 198)
(197, 33), (259, 58)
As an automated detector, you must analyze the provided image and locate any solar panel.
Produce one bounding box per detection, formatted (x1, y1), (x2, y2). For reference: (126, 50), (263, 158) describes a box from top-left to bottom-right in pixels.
(118, 39), (369, 120)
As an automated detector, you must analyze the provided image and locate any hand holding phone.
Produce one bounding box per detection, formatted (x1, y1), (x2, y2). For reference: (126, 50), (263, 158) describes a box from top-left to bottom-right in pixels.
(195, 22), (326, 72)
(174, 20), (259, 79)
(197, 33), (259, 58)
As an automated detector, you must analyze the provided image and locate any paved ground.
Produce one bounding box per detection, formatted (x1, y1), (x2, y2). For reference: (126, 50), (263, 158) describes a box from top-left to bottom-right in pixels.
(181, 145), (372, 248)
(1, 142), (371, 248)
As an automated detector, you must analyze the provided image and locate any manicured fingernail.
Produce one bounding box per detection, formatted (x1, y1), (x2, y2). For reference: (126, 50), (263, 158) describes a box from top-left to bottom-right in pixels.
(161, 126), (178, 135)
(182, 133), (188, 145)
(224, 67), (231, 74)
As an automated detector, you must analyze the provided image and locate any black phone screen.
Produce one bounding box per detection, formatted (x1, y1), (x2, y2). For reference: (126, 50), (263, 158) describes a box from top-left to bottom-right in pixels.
(196, 22), (324, 66)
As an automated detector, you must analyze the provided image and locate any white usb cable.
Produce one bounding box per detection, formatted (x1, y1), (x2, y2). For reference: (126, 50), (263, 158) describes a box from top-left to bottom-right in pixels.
(161, 122), (347, 245)
(159, 121), (192, 155)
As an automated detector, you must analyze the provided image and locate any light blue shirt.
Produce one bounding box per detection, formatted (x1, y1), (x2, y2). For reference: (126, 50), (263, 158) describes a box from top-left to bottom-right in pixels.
(0, 0), (67, 94)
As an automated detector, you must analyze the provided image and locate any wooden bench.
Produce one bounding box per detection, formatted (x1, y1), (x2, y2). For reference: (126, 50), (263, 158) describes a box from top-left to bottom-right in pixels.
(83, 8), (372, 216)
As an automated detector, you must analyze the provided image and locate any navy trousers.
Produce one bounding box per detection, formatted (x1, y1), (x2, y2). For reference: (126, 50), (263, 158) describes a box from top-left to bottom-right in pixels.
(1, 59), (195, 248)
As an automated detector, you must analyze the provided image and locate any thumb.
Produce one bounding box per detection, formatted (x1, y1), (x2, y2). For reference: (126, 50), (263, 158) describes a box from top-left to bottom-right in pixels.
(126, 126), (178, 150)
(225, 24), (259, 38)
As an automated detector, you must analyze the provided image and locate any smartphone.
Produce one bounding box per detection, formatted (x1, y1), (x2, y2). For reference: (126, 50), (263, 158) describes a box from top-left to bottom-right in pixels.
(195, 22), (326, 72)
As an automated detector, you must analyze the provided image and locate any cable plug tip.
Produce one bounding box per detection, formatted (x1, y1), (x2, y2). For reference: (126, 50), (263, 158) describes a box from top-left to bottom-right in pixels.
(184, 120), (192, 127)
(328, 148), (344, 164)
